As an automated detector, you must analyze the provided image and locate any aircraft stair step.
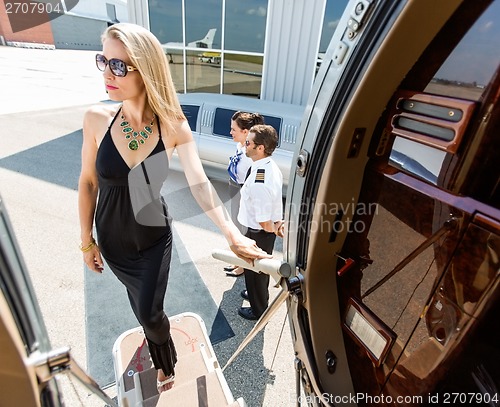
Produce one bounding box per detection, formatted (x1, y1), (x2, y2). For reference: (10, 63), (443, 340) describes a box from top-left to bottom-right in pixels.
(133, 350), (212, 400)
(139, 371), (239, 407)
(112, 312), (244, 407)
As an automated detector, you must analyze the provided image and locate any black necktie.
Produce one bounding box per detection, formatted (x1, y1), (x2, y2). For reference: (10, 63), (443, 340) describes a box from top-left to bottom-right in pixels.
(245, 167), (251, 181)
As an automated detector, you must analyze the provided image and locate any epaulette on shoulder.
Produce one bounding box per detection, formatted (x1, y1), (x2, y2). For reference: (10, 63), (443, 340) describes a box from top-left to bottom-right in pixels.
(255, 168), (265, 183)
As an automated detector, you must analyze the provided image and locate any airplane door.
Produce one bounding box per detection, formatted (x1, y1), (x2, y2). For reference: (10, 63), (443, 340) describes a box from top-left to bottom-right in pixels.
(285, 0), (499, 404)
(329, 0), (500, 402)
(0, 197), (117, 406)
(0, 196), (63, 406)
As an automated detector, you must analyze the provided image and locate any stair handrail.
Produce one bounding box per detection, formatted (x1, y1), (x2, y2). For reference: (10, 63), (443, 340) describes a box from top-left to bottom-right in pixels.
(211, 249), (291, 284)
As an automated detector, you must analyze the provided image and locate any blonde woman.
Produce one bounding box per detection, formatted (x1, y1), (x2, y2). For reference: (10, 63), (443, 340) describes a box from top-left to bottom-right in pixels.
(78, 23), (269, 393)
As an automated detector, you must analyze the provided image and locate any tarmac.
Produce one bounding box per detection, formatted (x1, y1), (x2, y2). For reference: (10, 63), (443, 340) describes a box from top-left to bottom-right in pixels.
(0, 46), (295, 406)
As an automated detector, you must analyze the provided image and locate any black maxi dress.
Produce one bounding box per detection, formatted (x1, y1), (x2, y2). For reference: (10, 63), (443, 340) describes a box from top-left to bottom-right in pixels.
(95, 108), (177, 377)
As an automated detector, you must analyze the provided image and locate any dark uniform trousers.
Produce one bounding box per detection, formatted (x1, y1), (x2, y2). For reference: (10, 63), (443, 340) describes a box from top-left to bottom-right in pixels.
(243, 228), (276, 317)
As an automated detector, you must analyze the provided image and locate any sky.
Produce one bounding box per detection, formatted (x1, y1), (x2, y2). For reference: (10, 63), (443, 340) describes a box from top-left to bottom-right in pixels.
(435, 0), (500, 86)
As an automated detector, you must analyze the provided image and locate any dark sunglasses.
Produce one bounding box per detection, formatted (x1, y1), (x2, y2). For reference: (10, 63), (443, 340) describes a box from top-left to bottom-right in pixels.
(95, 54), (138, 77)
(245, 139), (261, 147)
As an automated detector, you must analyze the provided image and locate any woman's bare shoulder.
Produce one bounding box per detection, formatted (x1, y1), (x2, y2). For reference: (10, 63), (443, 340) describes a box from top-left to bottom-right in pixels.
(83, 104), (121, 140)
(160, 117), (191, 148)
(172, 118), (192, 139)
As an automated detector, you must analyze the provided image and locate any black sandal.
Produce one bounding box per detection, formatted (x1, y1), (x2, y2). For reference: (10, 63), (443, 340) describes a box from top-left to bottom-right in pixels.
(225, 267), (244, 277)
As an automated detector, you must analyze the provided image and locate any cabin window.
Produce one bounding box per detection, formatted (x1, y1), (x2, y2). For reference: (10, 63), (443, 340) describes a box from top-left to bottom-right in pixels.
(180, 104), (200, 131)
(213, 108), (236, 138)
(388, 1), (500, 187)
(424, 1), (500, 101)
(213, 107), (283, 145)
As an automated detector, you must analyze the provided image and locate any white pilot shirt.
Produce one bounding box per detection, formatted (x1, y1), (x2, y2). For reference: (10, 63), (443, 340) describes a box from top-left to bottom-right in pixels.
(238, 156), (283, 230)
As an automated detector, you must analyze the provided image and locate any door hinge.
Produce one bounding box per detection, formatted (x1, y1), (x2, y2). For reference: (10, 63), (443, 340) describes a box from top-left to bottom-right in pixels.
(29, 347), (118, 407)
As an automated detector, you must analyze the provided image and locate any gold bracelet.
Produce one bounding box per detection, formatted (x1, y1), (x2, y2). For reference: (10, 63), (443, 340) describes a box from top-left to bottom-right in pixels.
(79, 239), (96, 253)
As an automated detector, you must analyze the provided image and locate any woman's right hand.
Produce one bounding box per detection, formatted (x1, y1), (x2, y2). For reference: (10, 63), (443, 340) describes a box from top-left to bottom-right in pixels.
(83, 245), (104, 273)
(229, 232), (272, 265)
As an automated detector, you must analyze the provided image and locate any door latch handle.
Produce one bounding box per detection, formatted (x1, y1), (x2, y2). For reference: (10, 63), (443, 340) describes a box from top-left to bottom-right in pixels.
(335, 253), (355, 276)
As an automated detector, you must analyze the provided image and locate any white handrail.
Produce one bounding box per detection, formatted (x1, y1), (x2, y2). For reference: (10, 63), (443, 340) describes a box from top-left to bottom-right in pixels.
(211, 249), (291, 283)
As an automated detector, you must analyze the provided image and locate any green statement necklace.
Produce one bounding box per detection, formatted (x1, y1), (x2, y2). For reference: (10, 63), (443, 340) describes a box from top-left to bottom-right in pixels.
(120, 110), (155, 151)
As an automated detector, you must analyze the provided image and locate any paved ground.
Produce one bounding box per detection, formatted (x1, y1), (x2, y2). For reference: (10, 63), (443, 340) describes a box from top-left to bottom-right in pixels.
(0, 45), (295, 406)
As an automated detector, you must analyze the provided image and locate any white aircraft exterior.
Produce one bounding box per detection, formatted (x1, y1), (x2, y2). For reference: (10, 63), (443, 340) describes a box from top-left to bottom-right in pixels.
(162, 28), (217, 62)
(171, 92), (306, 194)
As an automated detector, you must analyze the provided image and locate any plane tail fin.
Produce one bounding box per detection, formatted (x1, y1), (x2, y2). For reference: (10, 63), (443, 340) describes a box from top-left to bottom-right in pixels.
(201, 28), (216, 48)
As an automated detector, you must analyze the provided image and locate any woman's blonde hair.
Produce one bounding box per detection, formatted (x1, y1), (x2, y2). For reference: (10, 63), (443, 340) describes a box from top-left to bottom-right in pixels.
(102, 23), (185, 134)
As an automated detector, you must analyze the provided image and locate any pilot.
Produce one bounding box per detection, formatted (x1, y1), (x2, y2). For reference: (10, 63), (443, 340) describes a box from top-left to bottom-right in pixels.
(225, 111), (265, 277)
(237, 124), (285, 320)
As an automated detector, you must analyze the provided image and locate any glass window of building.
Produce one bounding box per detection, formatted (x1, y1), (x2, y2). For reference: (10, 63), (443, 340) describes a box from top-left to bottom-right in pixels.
(222, 53), (263, 97)
(222, 0), (267, 96)
(185, 0), (222, 50)
(184, 0), (222, 93)
(224, 0), (268, 53)
(186, 56), (222, 93)
(184, 0), (223, 93)
(149, 0), (184, 91)
(150, 0), (345, 97)
(149, 0), (268, 95)
(149, 0), (182, 44)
